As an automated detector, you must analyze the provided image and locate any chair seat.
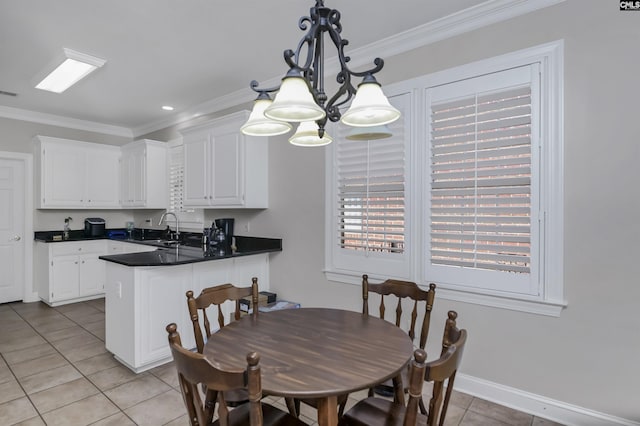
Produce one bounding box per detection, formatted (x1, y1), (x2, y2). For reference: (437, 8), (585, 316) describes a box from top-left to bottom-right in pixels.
(373, 365), (410, 397)
(213, 402), (308, 426)
(224, 388), (250, 406)
(340, 397), (427, 426)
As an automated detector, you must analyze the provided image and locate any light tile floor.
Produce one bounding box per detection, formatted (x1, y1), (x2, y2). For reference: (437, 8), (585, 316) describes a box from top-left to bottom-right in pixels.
(0, 300), (564, 426)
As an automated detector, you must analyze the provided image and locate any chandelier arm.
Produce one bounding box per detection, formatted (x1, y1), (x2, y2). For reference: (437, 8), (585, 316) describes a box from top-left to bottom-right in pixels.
(249, 80), (280, 95)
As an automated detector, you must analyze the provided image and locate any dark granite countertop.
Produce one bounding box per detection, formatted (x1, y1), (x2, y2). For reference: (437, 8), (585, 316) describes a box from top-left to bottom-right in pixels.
(99, 242), (281, 267)
(35, 229), (282, 267)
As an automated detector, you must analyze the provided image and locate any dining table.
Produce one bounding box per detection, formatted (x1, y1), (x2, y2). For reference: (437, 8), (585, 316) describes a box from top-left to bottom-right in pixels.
(203, 307), (415, 426)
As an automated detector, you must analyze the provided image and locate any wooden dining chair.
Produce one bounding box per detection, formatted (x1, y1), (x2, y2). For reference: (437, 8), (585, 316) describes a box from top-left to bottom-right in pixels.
(421, 310), (468, 422)
(166, 323), (307, 426)
(186, 277), (260, 354)
(186, 278), (260, 408)
(340, 310), (467, 426)
(338, 348), (428, 426)
(362, 273), (437, 399)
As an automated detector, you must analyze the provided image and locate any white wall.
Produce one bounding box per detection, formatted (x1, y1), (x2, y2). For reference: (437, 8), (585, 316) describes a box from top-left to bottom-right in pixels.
(245, 1), (639, 421)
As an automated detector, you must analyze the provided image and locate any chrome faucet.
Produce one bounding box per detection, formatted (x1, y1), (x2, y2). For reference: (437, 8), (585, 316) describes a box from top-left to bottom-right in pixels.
(158, 212), (180, 241)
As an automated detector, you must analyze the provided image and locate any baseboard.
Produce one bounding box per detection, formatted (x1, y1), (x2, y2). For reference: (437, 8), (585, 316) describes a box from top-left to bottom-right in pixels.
(455, 373), (639, 426)
(23, 291), (40, 303)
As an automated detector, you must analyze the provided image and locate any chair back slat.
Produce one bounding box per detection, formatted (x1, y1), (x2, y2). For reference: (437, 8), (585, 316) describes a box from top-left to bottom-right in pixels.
(394, 298), (402, 327)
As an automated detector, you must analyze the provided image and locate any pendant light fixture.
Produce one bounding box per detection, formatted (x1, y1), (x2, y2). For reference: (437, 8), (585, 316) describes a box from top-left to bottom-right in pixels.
(241, 0), (400, 145)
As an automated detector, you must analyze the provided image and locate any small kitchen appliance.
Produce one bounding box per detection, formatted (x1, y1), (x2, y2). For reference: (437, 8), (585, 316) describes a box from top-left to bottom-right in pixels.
(211, 218), (234, 253)
(84, 217), (105, 237)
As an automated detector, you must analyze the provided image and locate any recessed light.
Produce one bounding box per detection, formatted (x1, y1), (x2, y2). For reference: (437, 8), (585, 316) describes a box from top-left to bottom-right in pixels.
(35, 48), (105, 93)
(162, 105), (174, 111)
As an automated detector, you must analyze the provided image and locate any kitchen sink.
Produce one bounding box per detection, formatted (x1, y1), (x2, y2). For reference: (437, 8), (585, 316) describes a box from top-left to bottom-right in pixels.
(134, 239), (182, 248)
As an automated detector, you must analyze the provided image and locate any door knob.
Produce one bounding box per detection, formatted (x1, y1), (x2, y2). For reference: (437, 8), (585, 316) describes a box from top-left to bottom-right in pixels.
(9, 235), (21, 241)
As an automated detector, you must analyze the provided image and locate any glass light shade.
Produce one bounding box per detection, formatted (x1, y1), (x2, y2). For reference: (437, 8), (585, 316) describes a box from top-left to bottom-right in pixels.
(264, 75), (326, 122)
(340, 82), (401, 127)
(241, 98), (293, 136)
(345, 124), (392, 140)
(288, 121), (333, 147)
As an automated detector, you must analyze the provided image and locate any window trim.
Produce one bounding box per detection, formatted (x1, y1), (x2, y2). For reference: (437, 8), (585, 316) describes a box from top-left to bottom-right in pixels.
(325, 41), (565, 316)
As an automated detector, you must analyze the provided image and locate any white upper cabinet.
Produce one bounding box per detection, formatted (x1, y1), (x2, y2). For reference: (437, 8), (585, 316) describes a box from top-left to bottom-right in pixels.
(119, 139), (168, 209)
(34, 136), (120, 209)
(34, 136), (168, 210)
(181, 111), (268, 209)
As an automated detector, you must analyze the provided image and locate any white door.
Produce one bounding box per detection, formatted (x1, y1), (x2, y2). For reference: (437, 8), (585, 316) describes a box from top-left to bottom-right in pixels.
(0, 159), (25, 303)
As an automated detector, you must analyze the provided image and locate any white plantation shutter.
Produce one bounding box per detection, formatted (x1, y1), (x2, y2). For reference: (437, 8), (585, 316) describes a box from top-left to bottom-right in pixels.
(336, 123), (405, 253)
(168, 145), (190, 213)
(426, 65), (540, 295)
(329, 91), (412, 278)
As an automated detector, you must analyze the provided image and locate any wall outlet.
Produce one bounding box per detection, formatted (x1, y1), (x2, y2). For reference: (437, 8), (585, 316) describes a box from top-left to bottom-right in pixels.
(243, 222), (250, 233)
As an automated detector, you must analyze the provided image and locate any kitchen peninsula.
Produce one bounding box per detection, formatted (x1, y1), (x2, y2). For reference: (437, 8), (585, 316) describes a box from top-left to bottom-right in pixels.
(100, 235), (281, 373)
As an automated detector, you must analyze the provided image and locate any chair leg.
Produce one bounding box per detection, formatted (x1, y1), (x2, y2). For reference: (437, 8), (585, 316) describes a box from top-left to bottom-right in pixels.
(419, 396), (427, 415)
(285, 397), (299, 417)
(338, 395), (348, 418)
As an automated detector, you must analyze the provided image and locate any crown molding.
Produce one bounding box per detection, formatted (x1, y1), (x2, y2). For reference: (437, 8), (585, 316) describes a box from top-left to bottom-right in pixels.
(345, 0), (566, 69)
(0, 105), (133, 138)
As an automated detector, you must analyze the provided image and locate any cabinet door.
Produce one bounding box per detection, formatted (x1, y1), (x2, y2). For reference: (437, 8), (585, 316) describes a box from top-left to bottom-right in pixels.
(138, 265), (192, 364)
(232, 254), (269, 290)
(42, 145), (86, 207)
(51, 255), (79, 301)
(121, 148), (146, 207)
(183, 132), (211, 206)
(79, 254), (106, 296)
(86, 148), (120, 207)
(210, 131), (244, 206)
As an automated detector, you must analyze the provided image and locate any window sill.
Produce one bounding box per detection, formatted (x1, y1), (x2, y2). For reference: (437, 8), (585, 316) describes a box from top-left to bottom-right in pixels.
(325, 270), (567, 317)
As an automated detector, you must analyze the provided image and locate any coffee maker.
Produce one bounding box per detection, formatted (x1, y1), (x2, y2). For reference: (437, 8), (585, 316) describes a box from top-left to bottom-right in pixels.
(210, 218), (234, 254)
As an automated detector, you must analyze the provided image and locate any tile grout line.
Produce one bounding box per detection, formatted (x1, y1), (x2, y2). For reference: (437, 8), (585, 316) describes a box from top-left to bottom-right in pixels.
(6, 302), (144, 425)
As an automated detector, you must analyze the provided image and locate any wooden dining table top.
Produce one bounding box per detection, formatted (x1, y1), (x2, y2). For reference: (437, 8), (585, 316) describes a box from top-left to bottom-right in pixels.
(203, 307), (415, 399)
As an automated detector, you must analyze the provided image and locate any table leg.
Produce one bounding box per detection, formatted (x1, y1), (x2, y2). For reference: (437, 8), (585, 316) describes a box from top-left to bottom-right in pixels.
(316, 395), (338, 426)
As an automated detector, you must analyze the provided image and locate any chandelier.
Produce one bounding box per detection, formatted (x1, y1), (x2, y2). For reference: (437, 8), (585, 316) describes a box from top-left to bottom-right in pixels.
(240, 0), (400, 146)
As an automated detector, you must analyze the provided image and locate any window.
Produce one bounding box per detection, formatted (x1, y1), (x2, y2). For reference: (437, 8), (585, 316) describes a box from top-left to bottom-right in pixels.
(326, 91), (413, 280)
(326, 42), (564, 315)
(167, 140), (204, 230)
(426, 65), (540, 297)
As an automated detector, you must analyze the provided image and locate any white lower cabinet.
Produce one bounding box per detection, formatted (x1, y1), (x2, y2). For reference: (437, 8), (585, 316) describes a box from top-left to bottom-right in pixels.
(104, 253), (270, 373)
(35, 240), (156, 306)
(36, 240), (108, 306)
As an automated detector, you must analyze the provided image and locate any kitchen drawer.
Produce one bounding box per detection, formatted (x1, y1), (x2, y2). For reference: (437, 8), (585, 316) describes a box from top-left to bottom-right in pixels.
(50, 240), (107, 256)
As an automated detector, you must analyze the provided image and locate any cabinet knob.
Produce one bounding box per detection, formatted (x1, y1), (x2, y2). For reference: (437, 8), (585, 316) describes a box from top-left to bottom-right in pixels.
(75, 261), (78, 264)
(82, 260), (85, 264)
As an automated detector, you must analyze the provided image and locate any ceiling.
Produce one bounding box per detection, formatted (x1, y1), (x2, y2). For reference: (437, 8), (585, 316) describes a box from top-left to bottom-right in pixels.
(0, 0), (488, 136)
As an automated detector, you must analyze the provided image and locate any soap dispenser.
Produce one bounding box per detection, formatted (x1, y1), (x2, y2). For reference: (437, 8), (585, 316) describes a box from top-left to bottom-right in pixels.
(63, 217), (72, 240)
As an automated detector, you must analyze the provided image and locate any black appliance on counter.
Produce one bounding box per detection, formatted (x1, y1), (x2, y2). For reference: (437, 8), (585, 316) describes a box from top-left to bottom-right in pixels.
(84, 218), (106, 237)
(210, 218), (234, 253)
